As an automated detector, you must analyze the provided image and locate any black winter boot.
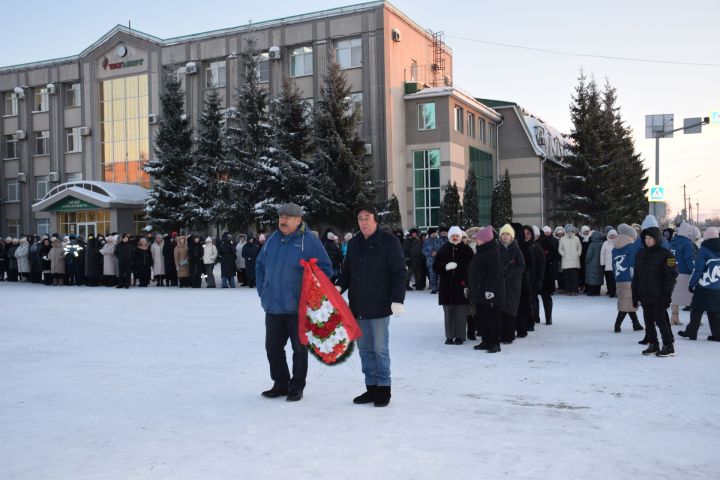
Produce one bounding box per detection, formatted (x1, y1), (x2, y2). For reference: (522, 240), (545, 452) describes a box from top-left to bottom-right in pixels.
(641, 343), (659, 355)
(614, 315), (623, 333)
(678, 330), (696, 341)
(374, 386), (391, 407)
(353, 385), (377, 404)
(656, 344), (675, 357)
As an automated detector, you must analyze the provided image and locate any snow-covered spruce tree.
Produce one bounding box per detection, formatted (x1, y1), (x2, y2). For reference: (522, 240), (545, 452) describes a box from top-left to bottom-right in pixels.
(379, 193), (402, 231)
(491, 170), (513, 228)
(307, 51), (375, 230)
(461, 169), (480, 227)
(439, 181), (461, 227)
(191, 89), (225, 232)
(259, 77), (313, 225)
(144, 74), (196, 232)
(224, 38), (272, 229)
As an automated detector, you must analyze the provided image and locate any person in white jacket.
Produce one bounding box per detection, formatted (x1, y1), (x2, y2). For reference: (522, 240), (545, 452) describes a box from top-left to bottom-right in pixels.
(14, 237), (31, 281)
(235, 234), (247, 286)
(203, 237), (218, 288)
(99, 235), (117, 286)
(600, 229), (618, 297)
(558, 224), (582, 295)
(151, 234), (166, 287)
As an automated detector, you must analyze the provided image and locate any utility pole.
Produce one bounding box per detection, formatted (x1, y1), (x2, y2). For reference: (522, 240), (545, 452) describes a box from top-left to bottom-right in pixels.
(682, 174), (701, 221)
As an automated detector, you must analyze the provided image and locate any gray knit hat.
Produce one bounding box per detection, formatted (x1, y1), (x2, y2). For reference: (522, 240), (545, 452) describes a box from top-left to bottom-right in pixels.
(278, 203), (304, 217)
(617, 223), (636, 239)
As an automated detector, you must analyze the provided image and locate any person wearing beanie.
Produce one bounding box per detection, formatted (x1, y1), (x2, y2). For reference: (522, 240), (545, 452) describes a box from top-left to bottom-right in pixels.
(498, 224), (526, 343)
(202, 237), (218, 288)
(537, 226), (561, 324)
(465, 227), (481, 253)
(663, 228), (675, 242)
(632, 225), (678, 356)
(669, 222), (698, 325)
(402, 228), (425, 291)
(173, 235), (190, 288)
(14, 237), (30, 282)
(579, 226), (592, 291)
(433, 226), (475, 345)
(6, 238), (19, 282)
(600, 229), (618, 298)
(679, 227), (720, 341)
(423, 226), (447, 293)
(163, 233), (179, 287)
(522, 225), (545, 331)
(100, 234), (117, 286)
(584, 230), (605, 296)
(559, 223), (582, 295)
(133, 237), (153, 287)
(552, 227), (566, 292)
(321, 229), (343, 283)
(511, 222), (536, 337)
(611, 224), (644, 333)
(468, 226), (504, 353)
(241, 237), (259, 288)
(0, 237), (8, 281)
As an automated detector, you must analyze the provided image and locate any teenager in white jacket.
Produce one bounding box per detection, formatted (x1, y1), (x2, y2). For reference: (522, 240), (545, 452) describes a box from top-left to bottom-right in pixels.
(600, 229), (618, 297)
(203, 237), (218, 288)
(559, 225), (582, 295)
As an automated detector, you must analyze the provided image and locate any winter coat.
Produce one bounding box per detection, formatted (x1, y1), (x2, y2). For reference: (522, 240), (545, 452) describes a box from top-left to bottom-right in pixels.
(163, 239), (177, 276)
(242, 241), (259, 277)
(30, 242), (42, 274)
(600, 239), (615, 272)
(84, 238), (102, 278)
(432, 241), (474, 306)
(134, 246), (152, 271)
(538, 234), (560, 294)
(584, 231), (605, 286)
(235, 241), (246, 270)
(468, 239), (505, 307)
(403, 237), (424, 265)
(500, 240), (525, 316)
(218, 239), (236, 277)
(559, 233), (582, 270)
(114, 241), (135, 264)
(38, 242), (51, 272)
(203, 242), (218, 265)
(324, 239), (343, 272)
(14, 241), (30, 273)
(8, 244), (18, 270)
(188, 240), (204, 276)
(632, 227), (678, 307)
(151, 241), (165, 276)
(256, 224), (332, 315)
(670, 224), (697, 275)
(339, 229), (406, 320)
(612, 234), (640, 283)
(174, 237), (190, 278)
(48, 240), (66, 274)
(689, 238), (720, 313)
(100, 239), (117, 276)
(423, 236), (447, 266)
(527, 238), (545, 292)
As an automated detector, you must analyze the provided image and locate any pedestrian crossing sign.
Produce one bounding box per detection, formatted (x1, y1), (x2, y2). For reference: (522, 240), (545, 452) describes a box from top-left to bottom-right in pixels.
(649, 185), (665, 202)
(711, 111), (720, 124)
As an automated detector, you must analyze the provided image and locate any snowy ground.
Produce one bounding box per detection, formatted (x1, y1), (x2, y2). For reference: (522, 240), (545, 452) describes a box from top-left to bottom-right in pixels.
(1, 279), (719, 480)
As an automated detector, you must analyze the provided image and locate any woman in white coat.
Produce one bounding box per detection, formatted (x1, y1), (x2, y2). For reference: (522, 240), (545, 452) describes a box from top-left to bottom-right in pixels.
(558, 224), (582, 295)
(600, 229), (618, 297)
(15, 237), (31, 281)
(99, 235), (117, 286)
(235, 234), (246, 286)
(151, 234), (166, 286)
(202, 237), (218, 288)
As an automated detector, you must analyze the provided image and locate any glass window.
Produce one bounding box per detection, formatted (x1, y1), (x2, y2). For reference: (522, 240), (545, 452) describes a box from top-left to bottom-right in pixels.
(478, 118), (486, 143)
(290, 46), (313, 77)
(35, 175), (49, 199)
(335, 37), (362, 69)
(418, 103), (436, 131)
(467, 113), (475, 138)
(65, 83), (81, 107)
(35, 131), (50, 155)
(33, 87), (49, 112)
(257, 53), (270, 83)
(5, 134), (18, 159)
(350, 92), (363, 120)
(410, 60), (418, 82)
(413, 149), (441, 230)
(66, 172), (82, 182)
(470, 146), (494, 225)
(7, 219), (21, 237)
(205, 60), (226, 88)
(454, 106), (464, 133)
(6, 179), (19, 201)
(36, 218), (50, 237)
(4, 91), (18, 116)
(66, 127), (82, 153)
(489, 123), (497, 147)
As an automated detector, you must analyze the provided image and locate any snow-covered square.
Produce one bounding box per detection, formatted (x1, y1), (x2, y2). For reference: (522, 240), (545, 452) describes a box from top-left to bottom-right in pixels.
(1, 281), (719, 479)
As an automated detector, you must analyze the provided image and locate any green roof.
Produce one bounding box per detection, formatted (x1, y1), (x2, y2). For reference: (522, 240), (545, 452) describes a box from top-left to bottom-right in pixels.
(474, 98), (517, 108)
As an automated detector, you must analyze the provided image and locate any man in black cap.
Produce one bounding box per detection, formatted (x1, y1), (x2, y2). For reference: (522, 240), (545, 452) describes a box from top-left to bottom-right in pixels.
(403, 228), (424, 290)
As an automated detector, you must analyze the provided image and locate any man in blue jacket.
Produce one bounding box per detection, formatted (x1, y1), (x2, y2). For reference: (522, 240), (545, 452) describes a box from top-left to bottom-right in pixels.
(256, 203), (332, 402)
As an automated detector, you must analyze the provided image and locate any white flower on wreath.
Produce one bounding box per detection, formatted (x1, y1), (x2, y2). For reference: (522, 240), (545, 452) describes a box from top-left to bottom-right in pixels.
(306, 298), (335, 325)
(306, 326), (349, 354)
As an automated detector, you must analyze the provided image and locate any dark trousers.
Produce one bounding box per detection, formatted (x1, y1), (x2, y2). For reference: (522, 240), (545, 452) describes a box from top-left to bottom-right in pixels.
(532, 293), (541, 323)
(642, 303), (674, 346)
(540, 292), (553, 321)
(265, 313), (308, 394)
(500, 312), (516, 343)
(564, 268), (580, 293)
(604, 271), (616, 296)
(478, 303), (500, 346)
(685, 310), (720, 338)
(137, 266), (151, 286)
(412, 261), (425, 290)
(616, 311), (640, 325)
(118, 261), (132, 287)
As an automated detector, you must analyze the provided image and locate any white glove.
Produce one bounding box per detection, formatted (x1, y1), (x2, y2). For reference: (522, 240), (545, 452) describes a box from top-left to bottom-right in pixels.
(485, 292), (495, 300)
(463, 287), (469, 299)
(391, 302), (404, 316)
(335, 285), (342, 293)
(445, 262), (458, 271)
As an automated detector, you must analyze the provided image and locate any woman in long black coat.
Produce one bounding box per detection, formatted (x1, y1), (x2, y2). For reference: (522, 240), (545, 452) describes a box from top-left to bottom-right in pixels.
(537, 229), (561, 324)
(242, 237), (259, 288)
(499, 224), (526, 344)
(468, 226), (505, 353)
(188, 235), (204, 288)
(38, 238), (52, 285)
(84, 235), (102, 286)
(512, 223), (536, 338)
(114, 234), (135, 288)
(218, 233), (237, 288)
(432, 227), (474, 345)
(162, 235), (178, 287)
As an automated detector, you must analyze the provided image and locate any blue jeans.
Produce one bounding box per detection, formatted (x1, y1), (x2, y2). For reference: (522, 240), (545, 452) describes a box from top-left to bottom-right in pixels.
(357, 317), (391, 386)
(426, 261), (438, 290)
(221, 276), (236, 288)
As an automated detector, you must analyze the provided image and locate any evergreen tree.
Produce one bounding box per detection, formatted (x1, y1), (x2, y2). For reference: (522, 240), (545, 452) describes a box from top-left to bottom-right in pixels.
(144, 74), (196, 232)
(491, 170), (513, 228)
(379, 193), (402, 231)
(461, 169), (480, 227)
(439, 181), (461, 227)
(259, 77), (313, 224)
(307, 51), (375, 229)
(191, 89), (225, 231)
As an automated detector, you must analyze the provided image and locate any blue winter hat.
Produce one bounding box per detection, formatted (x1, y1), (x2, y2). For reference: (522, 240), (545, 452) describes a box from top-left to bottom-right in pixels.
(641, 215), (659, 230)
(564, 224), (575, 234)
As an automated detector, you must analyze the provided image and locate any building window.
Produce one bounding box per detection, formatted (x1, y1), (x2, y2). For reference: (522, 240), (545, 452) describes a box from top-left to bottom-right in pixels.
(35, 175), (49, 200)
(66, 127), (82, 153)
(5, 134), (18, 159)
(349, 92), (363, 120)
(257, 53), (270, 83)
(33, 87), (49, 112)
(35, 131), (50, 155)
(7, 219), (21, 238)
(467, 113), (475, 138)
(469, 146), (494, 225)
(290, 46), (313, 77)
(65, 83), (81, 107)
(410, 59), (418, 82)
(413, 149), (441, 230)
(205, 60), (226, 89)
(100, 74), (150, 186)
(6, 179), (19, 201)
(36, 218), (50, 237)
(66, 172), (82, 182)
(418, 103), (436, 131)
(489, 123), (497, 147)
(454, 106), (464, 133)
(478, 118), (486, 143)
(335, 37), (362, 69)
(4, 92), (18, 116)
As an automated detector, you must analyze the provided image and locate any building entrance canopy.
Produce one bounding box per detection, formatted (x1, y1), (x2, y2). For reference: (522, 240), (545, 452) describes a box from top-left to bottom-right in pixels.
(32, 181), (149, 213)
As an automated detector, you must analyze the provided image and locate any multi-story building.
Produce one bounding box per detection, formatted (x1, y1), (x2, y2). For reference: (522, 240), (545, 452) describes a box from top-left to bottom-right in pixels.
(0, 1), (502, 236)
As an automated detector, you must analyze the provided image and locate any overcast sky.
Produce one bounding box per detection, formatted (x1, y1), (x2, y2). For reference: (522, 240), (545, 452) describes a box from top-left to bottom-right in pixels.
(2, 0), (718, 220)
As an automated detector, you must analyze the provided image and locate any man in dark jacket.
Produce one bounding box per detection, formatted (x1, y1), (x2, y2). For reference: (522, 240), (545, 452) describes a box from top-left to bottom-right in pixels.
(163, 234), (178, 287)
(339, 205), (406, 407)
(218, 232), (237, 288)
(256, 203), (332, 402)
(538, 226), (561, 324)
(524, 226), (546, 327)
(632, 226), (678, 357)
(469, 226), (505, 353)
(403, 228), (425, 290)
(84, 234), (102, 286)
(114, 233), (135, 288)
